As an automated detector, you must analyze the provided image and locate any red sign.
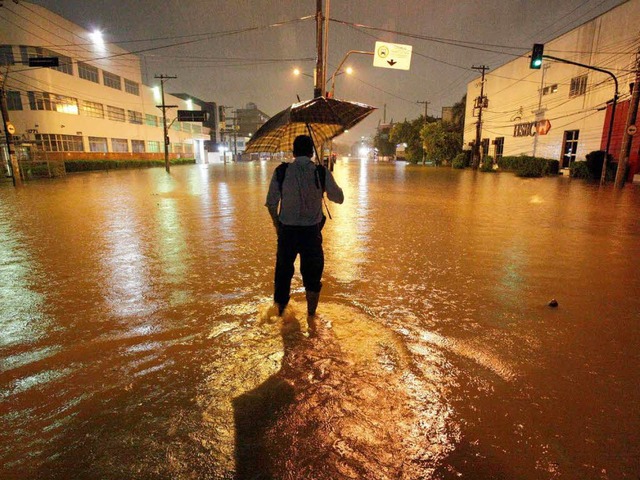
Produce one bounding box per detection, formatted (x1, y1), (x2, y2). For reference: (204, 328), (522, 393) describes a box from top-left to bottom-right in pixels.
(536, 119), (551, 135)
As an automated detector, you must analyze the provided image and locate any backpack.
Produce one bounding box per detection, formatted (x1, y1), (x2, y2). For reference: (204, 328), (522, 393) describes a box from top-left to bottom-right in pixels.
(275, 162), (326, 193)
(275, 162), (329, 228)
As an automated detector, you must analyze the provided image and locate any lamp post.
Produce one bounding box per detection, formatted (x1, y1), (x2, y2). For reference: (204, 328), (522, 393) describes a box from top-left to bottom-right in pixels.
(329, 50), (372, 98)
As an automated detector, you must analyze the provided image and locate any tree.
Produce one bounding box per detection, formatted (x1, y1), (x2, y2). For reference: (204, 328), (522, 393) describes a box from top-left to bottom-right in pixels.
(421, 121), (462, 165)
(373, 126), (396, 157)
(390, 116), (433, 163)
(449, 94), (466, 132)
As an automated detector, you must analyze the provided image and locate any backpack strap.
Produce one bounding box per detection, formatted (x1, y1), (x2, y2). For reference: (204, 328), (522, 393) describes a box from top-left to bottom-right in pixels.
(275, 162), (289, 194)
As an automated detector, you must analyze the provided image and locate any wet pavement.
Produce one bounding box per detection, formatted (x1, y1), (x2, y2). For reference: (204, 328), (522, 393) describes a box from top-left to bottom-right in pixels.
(0, 161), (639, 479)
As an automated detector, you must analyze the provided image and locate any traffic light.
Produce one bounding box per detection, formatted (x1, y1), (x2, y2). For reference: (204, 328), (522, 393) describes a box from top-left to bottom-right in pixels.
(530, 43), (544, 69)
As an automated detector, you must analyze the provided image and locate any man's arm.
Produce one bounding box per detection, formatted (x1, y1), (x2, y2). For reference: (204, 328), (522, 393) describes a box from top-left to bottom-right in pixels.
(265, 170), (281, 231)
(325, 170), (344, 204)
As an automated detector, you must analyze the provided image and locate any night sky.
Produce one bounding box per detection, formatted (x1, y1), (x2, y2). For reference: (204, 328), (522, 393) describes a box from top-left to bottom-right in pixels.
(29, 0), (626, 143)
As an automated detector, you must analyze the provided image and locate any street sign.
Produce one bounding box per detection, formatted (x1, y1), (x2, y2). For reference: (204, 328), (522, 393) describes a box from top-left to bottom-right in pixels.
(177, 110), (208, 122)
(28, 56), (59, 67)
(373, 41), (412, 70)
(627, 125), (637, 136)
(6, 123), (15, 135)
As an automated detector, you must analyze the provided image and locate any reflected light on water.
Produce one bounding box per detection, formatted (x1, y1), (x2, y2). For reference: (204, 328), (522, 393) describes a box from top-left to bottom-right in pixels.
(102, 204), (155, 318)
(324, 164), (369, 283)
(0, 213), (47, 348)
(216, 182), (236, 255)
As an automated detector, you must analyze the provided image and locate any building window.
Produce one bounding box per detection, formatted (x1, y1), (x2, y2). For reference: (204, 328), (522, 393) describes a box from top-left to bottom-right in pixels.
(107, 105), (126, 122)
(103, 71), (122, 90)
(172, 121), (181, 131)
(81, 100), (104, 118)
(145, 114), (158, 127)
(542, 84), (558, 95)
(569, 75), (587, 98)
(7, 91), (23, 110)
(78, 62), (99, 83)
(561, 130), (579, 168)
(192, 124), (202, 134)
(124, 79), (140, 96)
(89, 136), (108, 152)
(184, 143), (194, 154)
(147, 140), (160, 152)
(0, 45), (14, 65)
(172, 143), (183, 153)
(494, 137), (504, 160)
(28, 91), (78, 114)
(36, 134), (83, 152)
(20, 46), (72, 75)
(181, 123), (191, 132)
(128, 110), (143, 124)
(111, 138), (129, 152)
(131, 140), (145, 153)
(481, 138), (490, 158)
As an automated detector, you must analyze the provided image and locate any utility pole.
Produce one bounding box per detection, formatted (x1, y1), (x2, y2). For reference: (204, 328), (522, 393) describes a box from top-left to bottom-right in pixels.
(472, 65), (489, 169)
(155, 74), (177, 173)
(314, 0), (325, 98)
(417, 100), (430, 165)
(615, 50), (640, 188)
(417, 99), (430, 120)
(232, 111), (238, 161)
(0, 70), (22, 186)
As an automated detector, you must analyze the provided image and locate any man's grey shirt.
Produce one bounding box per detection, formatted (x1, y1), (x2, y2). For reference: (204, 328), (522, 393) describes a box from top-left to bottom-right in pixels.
(265, 156), (344, 226)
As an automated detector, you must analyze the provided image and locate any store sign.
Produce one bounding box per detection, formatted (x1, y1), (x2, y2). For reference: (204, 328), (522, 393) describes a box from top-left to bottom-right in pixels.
(513, 119), (551, 137)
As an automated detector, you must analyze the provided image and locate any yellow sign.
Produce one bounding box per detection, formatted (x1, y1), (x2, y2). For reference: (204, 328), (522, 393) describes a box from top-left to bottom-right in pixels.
(373, 41), (412, 70)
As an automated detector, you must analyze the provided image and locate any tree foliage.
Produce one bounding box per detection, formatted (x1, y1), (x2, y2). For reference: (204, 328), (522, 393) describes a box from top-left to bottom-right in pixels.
(390, 116), (433, 163)
(373, 127), (396, 157)
(420, 121), (462, 165)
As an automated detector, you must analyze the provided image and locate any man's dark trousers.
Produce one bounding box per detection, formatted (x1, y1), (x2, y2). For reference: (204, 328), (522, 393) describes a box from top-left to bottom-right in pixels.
(274, 224), (323, 309)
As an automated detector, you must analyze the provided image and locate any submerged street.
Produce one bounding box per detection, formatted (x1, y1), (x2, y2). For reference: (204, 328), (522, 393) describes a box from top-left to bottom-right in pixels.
(1, 161), (639, 479)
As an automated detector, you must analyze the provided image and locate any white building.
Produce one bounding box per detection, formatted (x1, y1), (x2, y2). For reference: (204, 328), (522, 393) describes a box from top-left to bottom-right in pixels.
(0, 1), (209, 167)
(464, 0), (640, 178)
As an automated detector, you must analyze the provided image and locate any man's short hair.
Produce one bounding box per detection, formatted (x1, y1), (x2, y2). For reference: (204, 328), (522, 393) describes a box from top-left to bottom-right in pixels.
(293, 135), (314, 157)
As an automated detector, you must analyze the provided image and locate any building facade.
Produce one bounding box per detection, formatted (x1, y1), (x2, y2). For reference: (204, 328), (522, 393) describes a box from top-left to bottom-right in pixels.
(235, 102), (270, 137)
(0, 1), (210, 169)
(464, 0), (640, 179)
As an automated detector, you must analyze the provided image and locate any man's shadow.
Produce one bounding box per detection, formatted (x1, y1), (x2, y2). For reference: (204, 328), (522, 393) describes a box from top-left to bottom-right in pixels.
(232, 314), (314, 479)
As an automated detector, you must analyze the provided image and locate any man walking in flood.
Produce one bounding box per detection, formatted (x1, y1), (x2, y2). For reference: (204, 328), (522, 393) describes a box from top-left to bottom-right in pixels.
(265, 135), (344, 317)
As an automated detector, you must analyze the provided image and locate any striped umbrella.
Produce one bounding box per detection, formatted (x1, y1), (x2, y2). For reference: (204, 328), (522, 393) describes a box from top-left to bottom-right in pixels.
(244, 96), (376, 154)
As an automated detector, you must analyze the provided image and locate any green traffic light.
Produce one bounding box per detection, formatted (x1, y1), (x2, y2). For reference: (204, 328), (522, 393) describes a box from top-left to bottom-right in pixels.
(533, 59), (542, 67)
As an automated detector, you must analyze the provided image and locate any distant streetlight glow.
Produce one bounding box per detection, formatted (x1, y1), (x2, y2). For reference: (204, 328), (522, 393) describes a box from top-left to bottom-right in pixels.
(293, 68), (301, 76)
(345, 66), (353, 75)
(152, 86), (161, 102)
(186, 99), (193, 110)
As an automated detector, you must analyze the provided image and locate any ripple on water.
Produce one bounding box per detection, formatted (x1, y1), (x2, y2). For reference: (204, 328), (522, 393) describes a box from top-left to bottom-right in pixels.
(174, 300), (461, 479)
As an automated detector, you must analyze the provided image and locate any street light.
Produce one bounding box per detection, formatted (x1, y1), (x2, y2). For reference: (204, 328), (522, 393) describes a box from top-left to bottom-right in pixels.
(329, 50), (373, 98)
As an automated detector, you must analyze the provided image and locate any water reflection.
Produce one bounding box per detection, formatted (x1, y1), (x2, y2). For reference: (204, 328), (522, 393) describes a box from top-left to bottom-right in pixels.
(0, 206), (48, 348)
(101, 197), (155, 318)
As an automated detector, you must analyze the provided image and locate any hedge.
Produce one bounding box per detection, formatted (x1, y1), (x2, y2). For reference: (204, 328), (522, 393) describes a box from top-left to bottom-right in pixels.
(65, 158), (195, 173)
(497, 155), (559, 177)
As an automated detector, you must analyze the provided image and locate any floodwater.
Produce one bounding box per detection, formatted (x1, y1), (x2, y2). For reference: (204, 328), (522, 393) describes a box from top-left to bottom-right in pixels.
(0, 161), (639, 479)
